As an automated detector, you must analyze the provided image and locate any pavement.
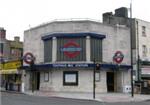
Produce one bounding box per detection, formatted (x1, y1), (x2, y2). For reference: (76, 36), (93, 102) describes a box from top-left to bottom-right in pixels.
(23, 90), (150, 103)
(1, 86), (150, 103)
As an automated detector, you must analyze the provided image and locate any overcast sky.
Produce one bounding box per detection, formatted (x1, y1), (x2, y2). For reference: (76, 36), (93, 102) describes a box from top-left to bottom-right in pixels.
(1, 0), (150, 41)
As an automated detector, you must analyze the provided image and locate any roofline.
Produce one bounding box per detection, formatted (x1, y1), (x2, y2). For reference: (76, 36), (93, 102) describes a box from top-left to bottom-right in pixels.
(24, 18), (102, 32)
(133, 18), (150, 24)
(42, 32), (106, 41)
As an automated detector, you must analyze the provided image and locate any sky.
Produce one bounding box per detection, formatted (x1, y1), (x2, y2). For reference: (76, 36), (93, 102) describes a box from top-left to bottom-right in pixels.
(1, 0), (150, 41)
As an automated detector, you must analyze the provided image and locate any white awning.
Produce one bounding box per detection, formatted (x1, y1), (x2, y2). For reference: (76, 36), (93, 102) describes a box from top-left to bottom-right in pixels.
(141, 67), (150, 75)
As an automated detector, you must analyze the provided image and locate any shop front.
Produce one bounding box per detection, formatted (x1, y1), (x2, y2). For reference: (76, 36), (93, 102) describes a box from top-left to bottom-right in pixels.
(0, 60), (22, 91)
(141, 66), (150, 94)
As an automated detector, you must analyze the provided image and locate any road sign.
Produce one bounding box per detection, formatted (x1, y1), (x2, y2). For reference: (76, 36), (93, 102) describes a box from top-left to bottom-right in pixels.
(113, 51), (124, 64)
(23, 52), (35, 64)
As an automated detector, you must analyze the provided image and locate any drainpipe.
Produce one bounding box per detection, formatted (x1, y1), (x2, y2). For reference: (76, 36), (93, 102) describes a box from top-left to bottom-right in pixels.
(136, 21), (141, 82)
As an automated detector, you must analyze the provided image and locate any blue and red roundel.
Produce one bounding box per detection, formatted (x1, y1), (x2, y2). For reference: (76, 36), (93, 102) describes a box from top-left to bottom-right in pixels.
(113, 51), (124, 64)
(61, 41), (82, 58)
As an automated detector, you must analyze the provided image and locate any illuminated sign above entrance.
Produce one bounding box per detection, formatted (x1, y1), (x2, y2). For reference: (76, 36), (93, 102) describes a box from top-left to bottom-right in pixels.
(61, 41), (82, 58)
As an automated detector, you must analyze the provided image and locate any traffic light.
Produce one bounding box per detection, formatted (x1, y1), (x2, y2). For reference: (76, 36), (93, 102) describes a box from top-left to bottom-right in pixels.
(96, 63), (100, 70)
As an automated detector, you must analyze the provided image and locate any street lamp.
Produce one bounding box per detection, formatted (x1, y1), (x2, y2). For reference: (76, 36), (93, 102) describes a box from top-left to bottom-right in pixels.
(130, 0), (134, 97)
(93, 58), (96, 99)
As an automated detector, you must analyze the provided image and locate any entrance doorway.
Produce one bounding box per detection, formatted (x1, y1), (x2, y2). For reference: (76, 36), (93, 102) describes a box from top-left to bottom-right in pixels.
(30, 72), (40, 91)
(34, 72), (40, 90)
(107, 72), (115, 92)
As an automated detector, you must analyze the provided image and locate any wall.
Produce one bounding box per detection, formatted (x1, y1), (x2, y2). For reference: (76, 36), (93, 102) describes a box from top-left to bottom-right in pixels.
(24, 20), (131, 93)
(39, 68), (130, 93)
(135, 19), (150, 61)
(24, 20), (130, 65)
(40, 68), (107, 93)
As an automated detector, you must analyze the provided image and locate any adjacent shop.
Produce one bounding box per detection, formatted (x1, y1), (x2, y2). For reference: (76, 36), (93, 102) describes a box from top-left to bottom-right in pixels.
(0, 60), (22, 91)
(140, 62), (150, 94)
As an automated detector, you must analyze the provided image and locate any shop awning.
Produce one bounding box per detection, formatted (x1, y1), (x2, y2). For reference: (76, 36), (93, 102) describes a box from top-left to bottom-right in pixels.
(0, 60), (22, 74)
(141, 74), (150, 78)
(0, 69), (18, 74)
(141, 67), (150, 75)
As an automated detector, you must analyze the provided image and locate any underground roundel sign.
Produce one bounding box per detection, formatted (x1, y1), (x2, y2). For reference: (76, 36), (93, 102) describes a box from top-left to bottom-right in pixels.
(23, 52), (35, 64)
(113, 51), (124, 64)
(61, 41), (82, 58)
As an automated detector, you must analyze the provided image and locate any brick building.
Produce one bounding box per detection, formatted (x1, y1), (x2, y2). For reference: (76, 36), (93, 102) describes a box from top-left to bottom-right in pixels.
(0, 27), (23, 91)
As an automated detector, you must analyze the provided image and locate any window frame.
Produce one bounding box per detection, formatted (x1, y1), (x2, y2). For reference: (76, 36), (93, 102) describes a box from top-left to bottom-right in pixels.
(142, 45), (147, 57)
(142, 26), (146, 37)
(63, 71), (78, 86)
(0, 43), (3, 56)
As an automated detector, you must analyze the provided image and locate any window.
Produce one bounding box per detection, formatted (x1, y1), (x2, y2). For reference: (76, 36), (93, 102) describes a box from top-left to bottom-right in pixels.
(11, 48), (22, 57)
(44, 39), (52, 62)
(0, 43), (3, 57)
(142, 45), (147, 57)
(142, 26), (146, 37)
(63, 71), (78, 86)
(44, 72), (49, 82)
(57, 37), (86, 61)
(90, 38), (102, 62)
(144, 81), (148, 87)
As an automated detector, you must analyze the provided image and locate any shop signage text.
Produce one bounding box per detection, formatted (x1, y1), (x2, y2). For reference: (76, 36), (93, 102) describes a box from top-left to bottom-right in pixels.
(0, 60), (21, 70)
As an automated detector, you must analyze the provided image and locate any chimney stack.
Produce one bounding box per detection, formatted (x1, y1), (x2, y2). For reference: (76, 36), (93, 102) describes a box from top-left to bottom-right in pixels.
(115, 7), (128, 18)
(14, 36), (20, 42)
(0, 27), (6, 39)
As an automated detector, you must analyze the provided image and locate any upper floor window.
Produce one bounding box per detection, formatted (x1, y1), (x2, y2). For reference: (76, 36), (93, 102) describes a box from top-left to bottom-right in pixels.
(11, 48), (22, 59)
(142, 26), (146, 37)
(44, 39), (52, 62)
(0, 43), (3, 57)
(90, 38), (102, 62)
(57, 37), (86, 61)
(142, 45), (147, 57)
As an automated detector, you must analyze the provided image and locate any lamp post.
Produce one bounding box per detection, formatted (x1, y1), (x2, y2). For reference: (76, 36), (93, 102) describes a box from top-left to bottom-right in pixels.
(30, 60), (35, 93)
(93, 58), (96, 99)
(136, 21), (141, 82)
(130, 0), (134, 97)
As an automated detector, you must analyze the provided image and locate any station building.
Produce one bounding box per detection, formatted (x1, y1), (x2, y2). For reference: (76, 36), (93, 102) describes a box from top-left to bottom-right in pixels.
(23, 20), (131, 93)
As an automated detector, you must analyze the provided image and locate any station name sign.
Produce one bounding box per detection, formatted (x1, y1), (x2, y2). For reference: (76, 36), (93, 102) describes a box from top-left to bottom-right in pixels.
(23, 63), (131, 70)
(52, 64), (90, 68)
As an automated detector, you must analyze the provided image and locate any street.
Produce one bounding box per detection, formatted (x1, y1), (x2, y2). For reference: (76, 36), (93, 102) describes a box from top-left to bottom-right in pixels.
(1, 92), (150, 105)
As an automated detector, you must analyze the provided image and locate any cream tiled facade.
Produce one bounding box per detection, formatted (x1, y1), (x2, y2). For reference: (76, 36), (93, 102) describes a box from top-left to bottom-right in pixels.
(23, 20), (131, 93)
